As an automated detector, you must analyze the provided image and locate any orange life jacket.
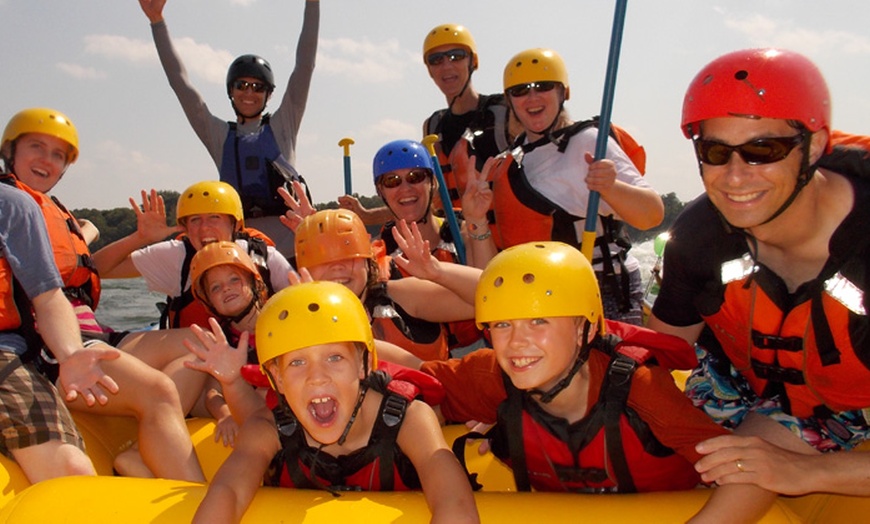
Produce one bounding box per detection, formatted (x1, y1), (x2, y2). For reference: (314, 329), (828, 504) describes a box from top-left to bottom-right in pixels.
(1, 175), (101, 309)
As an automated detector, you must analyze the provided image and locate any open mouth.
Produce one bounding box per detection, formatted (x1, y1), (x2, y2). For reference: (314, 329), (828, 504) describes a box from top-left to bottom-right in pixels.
(308, 396), (338, 425)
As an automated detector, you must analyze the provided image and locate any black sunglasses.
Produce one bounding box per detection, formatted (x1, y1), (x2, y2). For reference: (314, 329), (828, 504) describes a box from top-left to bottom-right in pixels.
(426, 48), (469, 66)
(379, 170), (431, 189)
(506, 81), (558, 98)
(694, 134), (805, 166)
(232, 80), (268, 93)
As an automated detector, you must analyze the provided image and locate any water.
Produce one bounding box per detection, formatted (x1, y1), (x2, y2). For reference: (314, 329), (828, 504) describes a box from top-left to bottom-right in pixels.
(95, 279), (165, 331)
(94, 240), (660, 330)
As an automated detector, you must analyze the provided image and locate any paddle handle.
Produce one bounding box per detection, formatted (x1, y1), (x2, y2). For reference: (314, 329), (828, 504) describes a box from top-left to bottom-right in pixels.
(582, 0), (628, 262)
(338, 138), (355, 195)
(422, 135), (467, 265)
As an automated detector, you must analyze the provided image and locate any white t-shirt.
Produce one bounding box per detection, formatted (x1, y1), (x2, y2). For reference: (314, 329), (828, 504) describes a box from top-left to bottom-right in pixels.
(131, 238), (292, 297)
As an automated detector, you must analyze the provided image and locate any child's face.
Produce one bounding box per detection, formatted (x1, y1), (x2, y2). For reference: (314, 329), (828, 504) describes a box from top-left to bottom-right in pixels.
(268, 342), (367, 445)
(307, 257), (368, 297)
(204, 265), (254, 317)
(489, 316), (585, 392)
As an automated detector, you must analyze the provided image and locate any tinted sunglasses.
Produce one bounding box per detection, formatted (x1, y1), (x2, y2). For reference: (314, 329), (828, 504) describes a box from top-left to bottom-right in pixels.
(506, 81), (558, 98)
(379, 170), (430, 189)
(232, 80), (268, 93)
(426, 48), (469, 66)
(694, 134), (804, 166)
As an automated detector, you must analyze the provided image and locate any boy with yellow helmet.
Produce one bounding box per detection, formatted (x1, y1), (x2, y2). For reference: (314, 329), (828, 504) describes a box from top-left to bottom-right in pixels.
(1, 107), (205, 482)
(193, 281), (480, 524)
(460, 48), (662, 326)
(416, 242), (775, 521)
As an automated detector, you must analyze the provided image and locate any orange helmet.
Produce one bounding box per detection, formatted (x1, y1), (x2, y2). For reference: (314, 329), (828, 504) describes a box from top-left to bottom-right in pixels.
(295, 209), (372, 269)
(189, 241), (267, 309)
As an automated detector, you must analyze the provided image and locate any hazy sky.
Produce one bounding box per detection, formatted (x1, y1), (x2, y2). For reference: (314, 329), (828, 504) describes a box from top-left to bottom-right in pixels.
(3, 0), (869, 210)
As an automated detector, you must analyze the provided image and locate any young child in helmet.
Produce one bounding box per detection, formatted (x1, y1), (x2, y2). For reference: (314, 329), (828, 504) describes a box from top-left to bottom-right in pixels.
(138, 0), (318, 257)
(293, 208), (479, 362)
(415, 242), (775, 522)
(192, 281), (480, 524)
(460, 48), (661, 326)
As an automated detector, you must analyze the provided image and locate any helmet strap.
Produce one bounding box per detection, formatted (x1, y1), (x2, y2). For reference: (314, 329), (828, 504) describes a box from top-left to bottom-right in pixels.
(336, 383), (368, 446)
(529, 320), (593, 404)
(447, 58), (475, 114)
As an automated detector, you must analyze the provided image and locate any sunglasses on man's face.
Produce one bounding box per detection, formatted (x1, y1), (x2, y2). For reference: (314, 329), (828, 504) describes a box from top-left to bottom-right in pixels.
(426, 48), (469, 66)
(694, 134), (805, 166)
(378, 170), (430, 189)
(232, 80), (268, 93)
(506, 81), (558, 98)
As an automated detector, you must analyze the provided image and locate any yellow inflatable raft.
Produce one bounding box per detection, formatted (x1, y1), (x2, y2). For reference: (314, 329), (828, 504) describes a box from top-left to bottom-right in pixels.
(0, 413), (867, 522)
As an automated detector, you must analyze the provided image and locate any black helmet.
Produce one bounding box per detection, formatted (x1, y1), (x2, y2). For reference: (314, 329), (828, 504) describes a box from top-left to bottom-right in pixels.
(226, 54), (275, 95)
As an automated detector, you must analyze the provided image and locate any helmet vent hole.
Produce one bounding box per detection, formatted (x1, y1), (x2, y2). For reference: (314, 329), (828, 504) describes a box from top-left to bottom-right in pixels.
(734, 70), (748, 81)
(307, 303), (320, 313)
(522, 273), (535, 284)
(278, 310), (289, 321)
(493, 276), (504, 288)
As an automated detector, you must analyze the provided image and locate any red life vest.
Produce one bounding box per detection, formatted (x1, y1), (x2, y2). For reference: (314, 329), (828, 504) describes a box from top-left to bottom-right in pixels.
(455, 321), (700, 493)
(266, 376), (421, 491)
(0, 257), (24, 332)
(2, 175), (101, 310)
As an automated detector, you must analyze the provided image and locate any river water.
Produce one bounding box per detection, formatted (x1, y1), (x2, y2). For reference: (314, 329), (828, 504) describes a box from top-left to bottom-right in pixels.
(95, 239), (660, 330)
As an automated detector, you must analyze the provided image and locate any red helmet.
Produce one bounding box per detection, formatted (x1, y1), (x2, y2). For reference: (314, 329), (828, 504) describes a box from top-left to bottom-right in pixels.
(681, 48), (831, 143)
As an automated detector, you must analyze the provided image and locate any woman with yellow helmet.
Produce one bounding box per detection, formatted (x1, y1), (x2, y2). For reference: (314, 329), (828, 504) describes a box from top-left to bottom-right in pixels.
(416, 241), (774, 520)
(192, 281), (480, 524)
(1, 107), (206, 482)
(459, 48), (663, 326)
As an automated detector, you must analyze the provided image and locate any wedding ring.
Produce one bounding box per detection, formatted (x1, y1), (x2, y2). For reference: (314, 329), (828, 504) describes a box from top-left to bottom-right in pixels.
(735, 460), (745, 473)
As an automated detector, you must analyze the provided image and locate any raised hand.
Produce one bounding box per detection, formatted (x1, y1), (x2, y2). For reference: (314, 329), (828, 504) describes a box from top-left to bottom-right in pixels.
(183, 318), (249, 386)
(278, 180), (316, 232)
(138, 0), (167, 23)
(461, 155), (497, 224)
(392, 220), (442, 282)
(131, 189), (182, 244)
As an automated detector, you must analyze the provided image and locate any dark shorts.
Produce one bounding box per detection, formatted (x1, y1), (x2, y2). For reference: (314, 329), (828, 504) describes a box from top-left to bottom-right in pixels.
(0, 351), (85, 461)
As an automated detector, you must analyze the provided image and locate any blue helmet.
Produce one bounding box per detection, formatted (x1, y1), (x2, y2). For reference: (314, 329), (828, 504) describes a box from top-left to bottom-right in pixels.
(372, 140), (434, 183)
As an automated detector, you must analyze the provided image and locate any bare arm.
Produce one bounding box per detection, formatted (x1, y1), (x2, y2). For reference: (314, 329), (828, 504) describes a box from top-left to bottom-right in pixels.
(587, 153), (664, 230)
(337, 195), (394, 226)
(32, 288), (120, 405)
(193, 411), (279, 524)
(645, 313), (705, 346)
(397, 401), (480, 524)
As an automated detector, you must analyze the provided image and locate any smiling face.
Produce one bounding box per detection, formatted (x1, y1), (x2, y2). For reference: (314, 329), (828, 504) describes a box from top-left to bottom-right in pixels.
(306, 257), (369, 297)
(699, 116), (808, 230)
(181, 214), (237, 250)
(509, 85), (566, 139)
(203, 264), (255, 317)
(268, 342), (366, 445)
(230, 75), (271, 119)
(10, 133), (72, 193)
(377, 168), (433, 223)
(488, 316), (585, 392)
(426, 44), (472, 100)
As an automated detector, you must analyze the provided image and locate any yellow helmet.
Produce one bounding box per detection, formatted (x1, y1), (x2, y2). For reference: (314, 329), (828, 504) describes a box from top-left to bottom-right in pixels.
(295, 209), (372, 269)
(476, 241), (604, 334)
(2, 107), (79, 164)
(423, 23), (478, 70)
(255, 281), (376, 369)
(176, 181), (244, 228)
(189, 241), (266, 307)
(503, 48), (570, 100)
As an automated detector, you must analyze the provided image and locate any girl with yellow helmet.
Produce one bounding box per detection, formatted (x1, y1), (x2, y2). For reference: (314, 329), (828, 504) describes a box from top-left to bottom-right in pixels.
(415, 242), (774, 521)
(192, 281), (480, 524)
(459, 48), (663, 326)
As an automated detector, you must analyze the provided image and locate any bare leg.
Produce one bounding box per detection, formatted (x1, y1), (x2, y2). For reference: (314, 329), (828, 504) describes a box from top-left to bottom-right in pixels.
(65, 349), (205, 482)
(12, 441), (96, 483)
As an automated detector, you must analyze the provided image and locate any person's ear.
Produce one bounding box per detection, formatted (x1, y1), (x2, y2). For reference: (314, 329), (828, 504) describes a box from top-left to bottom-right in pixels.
(808, 128), (830, 164)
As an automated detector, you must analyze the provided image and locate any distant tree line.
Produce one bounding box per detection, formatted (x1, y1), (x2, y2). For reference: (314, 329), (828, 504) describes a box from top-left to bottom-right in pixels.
(74, 191), (683, 251)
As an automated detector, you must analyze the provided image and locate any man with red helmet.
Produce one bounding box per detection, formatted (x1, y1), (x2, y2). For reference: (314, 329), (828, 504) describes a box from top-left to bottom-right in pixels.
(648, 48), (870, 496)
(138, 0), (318, 257)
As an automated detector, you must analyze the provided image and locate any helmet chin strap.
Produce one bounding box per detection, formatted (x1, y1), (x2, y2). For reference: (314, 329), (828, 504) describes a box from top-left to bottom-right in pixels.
(529, 321), (593, 404)
(446, 57), (475, 114)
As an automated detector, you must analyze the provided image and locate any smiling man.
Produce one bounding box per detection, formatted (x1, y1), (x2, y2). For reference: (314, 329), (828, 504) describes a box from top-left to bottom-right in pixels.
(647, 48), (870, 498)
